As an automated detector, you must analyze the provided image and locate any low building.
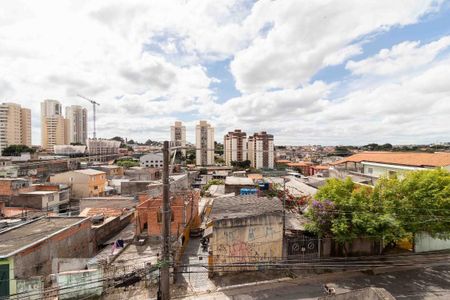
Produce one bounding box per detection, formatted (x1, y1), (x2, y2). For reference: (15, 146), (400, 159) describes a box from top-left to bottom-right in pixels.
(124, 166), (161, 181)
(87, 139), (121, 155)
(50, 169), (107, 199)
(331, 151), (450, 184)
(287, 161), (314, 176)
(139, 153), (164, 168)
(0, 178), (31, 202)
(53, 145), (87, 156)
(94, 165), (124, 178)
(224, 176), (255, 195)
(0, 217), (92, 298)
(136, 190), (200, 238)
(207, 195), (283, 275)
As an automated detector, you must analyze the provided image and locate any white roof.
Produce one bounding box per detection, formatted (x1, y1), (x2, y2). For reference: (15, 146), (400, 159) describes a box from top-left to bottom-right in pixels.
(74, 169), (106, 176)
(225, 176), (254, 186)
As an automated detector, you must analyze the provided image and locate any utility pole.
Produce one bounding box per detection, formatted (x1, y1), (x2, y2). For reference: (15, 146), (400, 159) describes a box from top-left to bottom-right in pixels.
(161, 141), (171, 300)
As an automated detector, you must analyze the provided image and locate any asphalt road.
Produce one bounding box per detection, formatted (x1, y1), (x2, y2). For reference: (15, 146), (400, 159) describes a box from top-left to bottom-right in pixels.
(181, 264), (450, 299)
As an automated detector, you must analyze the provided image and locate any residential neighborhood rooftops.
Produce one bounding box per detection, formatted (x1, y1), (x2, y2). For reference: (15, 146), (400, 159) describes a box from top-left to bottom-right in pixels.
(210, 195), (282, 220)
(0, 217), (88, 257)
(332, 151), (450, 167)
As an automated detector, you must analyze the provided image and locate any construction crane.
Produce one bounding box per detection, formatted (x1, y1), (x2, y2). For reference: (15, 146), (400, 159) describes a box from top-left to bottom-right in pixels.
(77, 94), (100, 139)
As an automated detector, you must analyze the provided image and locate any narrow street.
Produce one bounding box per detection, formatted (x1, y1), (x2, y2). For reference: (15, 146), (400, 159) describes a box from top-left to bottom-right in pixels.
(180, 264), (450, 300)
(177, 237), (216, 294)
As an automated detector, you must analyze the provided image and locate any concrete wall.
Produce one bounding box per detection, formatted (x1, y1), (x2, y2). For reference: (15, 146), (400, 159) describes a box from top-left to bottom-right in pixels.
(210, 214), (283, 274)
(93, 211), (134, 246)
(415, 232), (450, 253)
(55, 269), (103, 300)
(12, 219), (92, 279)
(321, 238), (381, 257)
(79, 198), (137, 211)
(52, 258), (92, 273)
(121, 181), (151, 196)
(15, 277), (44, 300)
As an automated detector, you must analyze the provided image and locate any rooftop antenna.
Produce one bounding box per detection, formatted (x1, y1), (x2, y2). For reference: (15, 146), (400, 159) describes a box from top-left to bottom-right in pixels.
(77, 94), (100, 139)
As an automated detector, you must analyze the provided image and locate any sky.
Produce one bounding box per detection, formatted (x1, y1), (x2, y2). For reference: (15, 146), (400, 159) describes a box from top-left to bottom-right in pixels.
(1, 0), (450, 146)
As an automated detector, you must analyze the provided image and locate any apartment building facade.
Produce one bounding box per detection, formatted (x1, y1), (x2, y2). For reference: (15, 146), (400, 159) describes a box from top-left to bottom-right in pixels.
(224, 129), (247, 166)
(0, 103), (31, 154)
(248, 131), (274, 169)
(41, 100), (65, 150)
(195, 120), (214, 166)
(65, 105), (88, 145)
(170, 121), (186, 156)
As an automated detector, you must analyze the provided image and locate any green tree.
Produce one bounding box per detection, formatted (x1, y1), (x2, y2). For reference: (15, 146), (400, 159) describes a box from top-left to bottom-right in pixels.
(116, 158), (139, 168)
(231, 160), (251, 170)
(111, 136), (124, 143)
(306, 178), (403, 245)
(2, 144), (35, 156)
(375, 169), (450, 238)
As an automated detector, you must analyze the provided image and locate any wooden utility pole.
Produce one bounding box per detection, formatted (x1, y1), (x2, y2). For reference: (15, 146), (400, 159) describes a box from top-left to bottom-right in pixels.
(160, 141), (171, 300)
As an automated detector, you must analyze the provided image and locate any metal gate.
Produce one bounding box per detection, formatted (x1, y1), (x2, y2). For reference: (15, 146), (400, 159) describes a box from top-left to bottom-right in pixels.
(287, 234), (318, 260)
(0, 264), (9, 297)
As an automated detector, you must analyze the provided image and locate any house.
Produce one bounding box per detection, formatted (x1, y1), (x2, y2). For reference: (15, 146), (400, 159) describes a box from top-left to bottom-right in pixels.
(206, 195), (283, 275)
(287, 161), (314, 176)
(124, 166), (161, 181)
(139, 153), (164, 168)
(8, 183), (70, 212)
(136, 190), (200, 238)
(224, 176), (255, 195)
(0, 217), (92, 298)
(331, 152), (450, 183)
(0, 178), (31, 202)
(50, 169), (107, 198)
(94, 165), (124, 178)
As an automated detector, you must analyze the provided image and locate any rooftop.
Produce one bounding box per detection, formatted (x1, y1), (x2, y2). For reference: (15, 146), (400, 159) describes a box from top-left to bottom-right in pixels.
(332, 151), (450, 167)
(0, 217), (88, 257)
(210, 195), (282, 220)
(74, 169), (106, 176)
(225, 176), (254, 186)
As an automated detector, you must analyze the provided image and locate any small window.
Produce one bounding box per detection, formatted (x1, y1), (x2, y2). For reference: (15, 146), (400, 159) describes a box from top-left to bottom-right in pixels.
(367, 167), (373, 174)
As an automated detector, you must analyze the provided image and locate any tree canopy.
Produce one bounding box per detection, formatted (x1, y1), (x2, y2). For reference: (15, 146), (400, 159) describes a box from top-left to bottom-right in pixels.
(2, 144), (35, 156)
(306, 169), (450, 244)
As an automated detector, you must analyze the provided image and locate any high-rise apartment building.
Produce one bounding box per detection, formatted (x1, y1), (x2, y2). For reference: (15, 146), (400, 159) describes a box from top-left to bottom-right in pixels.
(41, 100), (65, 150)
(224, 129), (247, 166)
(195, 120), (214, 166)
(0, 103), (32, 153)
(247, 131), (274, 169)
(65, 105), (88, 145)
(170, 121), (186, 156)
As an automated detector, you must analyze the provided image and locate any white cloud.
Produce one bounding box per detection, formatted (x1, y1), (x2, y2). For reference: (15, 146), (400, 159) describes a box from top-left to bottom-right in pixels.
(346, 36), (450, 75)
(230, 0), (442, 93)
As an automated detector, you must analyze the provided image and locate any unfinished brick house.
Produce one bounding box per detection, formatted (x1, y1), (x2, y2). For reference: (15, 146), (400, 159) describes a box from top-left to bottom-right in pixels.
(136, 190), (200, 238)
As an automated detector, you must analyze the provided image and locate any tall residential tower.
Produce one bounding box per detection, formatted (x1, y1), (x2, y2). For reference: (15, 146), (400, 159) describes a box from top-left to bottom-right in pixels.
(195, 121), (214, 166)
(65, 105), (88, 145)
(41, 100), (65, 150)
(248, 131), (274, 169)
(170, 121), (186, 156)
(224, 129), (247, 166)
(0, 102), (31, 153)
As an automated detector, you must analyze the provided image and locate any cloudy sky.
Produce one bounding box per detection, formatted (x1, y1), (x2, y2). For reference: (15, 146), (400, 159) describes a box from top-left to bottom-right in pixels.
(1, 0), (450, 146)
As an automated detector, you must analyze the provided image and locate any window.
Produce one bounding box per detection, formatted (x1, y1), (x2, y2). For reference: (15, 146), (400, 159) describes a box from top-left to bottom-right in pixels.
(94, 186), (98, 190)
(367, 167), (373, 174)
(388, 170), (396, 178)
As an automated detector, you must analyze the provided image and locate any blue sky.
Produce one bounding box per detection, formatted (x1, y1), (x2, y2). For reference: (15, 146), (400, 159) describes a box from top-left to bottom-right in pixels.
(1, 0), (450, 145)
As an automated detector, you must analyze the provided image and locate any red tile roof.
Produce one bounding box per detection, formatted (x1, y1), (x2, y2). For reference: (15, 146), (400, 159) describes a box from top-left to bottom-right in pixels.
(332, 152), (450, 167)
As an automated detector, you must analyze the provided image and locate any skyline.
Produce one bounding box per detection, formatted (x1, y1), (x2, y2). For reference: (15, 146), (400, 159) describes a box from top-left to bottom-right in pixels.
(1, 1), (450, 146)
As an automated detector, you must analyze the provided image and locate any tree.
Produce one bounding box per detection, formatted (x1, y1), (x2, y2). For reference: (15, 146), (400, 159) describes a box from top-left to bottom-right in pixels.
(111, 136), (124, 143)
(116, 158), (139, 168)
(231, 160), (251, 170)
(186, 149), (196, 164)
(374, 169), (450, 238)
(2, 145), (35, 156)
(305, 178), (403, 245)
(127, 139), (136, 145)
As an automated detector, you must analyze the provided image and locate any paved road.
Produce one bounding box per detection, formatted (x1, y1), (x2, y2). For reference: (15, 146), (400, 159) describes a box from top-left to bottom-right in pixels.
(180, 264), (450, 299)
